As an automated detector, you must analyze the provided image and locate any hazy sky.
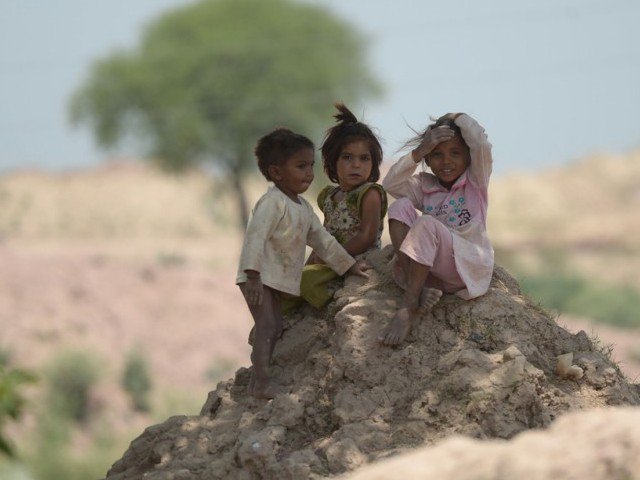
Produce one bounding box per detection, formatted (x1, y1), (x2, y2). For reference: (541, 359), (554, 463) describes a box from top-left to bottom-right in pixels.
(1, 0), (639, 174)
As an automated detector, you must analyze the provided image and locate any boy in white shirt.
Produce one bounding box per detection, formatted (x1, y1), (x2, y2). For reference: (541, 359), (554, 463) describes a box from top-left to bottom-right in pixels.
(236, 128), (368, 399)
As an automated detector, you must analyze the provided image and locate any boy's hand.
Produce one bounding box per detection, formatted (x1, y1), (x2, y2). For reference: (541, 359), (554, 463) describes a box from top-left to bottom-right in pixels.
(244, 274), (263, 305)
(348, 259), (370, 279)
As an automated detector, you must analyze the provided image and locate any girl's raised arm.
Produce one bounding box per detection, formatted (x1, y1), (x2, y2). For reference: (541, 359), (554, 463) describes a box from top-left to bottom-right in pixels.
(455, 114), (493, 188)
(381, 153), (424, 209)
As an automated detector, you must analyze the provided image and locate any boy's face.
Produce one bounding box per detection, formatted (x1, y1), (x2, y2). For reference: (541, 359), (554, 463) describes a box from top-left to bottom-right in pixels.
(269, 148), (315, 200)
(426, 136), (470, 189)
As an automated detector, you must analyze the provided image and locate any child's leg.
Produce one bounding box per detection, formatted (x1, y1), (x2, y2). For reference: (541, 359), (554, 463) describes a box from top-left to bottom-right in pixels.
(267, 292), (283, 359)
(388, 198), (419, 289)
(380, 215), (452, 346)
(380, 257), (440, 346)
(389, 219), (410, 289)
(239, 283), (283, 399)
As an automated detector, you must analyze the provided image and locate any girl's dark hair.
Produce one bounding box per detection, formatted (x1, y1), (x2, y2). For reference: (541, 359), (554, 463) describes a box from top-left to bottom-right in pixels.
(320, 103), (383, 184)
(402, 113), (467, 153)
(255, 128), (314, 181)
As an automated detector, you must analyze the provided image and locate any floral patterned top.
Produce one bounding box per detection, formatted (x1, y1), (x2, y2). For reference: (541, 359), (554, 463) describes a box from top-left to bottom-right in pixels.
(317, 182), (387, 251)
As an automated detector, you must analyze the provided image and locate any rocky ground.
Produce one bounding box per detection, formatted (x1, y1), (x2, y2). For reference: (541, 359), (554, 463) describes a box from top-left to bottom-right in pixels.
(105, 247), (640, 479)
(341, 407), (640, 480)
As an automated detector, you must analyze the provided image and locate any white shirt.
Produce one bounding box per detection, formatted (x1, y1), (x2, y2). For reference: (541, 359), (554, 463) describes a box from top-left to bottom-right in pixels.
(236, 185), (355, 296)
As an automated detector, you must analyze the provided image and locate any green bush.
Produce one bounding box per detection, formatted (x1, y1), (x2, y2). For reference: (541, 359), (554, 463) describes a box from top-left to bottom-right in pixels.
(0, 362), (36, 456)
(25, 412), (121, 480)
(519, 273), (640, 329)
(45, 351), (100, 422)
(121, 350), (152, 412)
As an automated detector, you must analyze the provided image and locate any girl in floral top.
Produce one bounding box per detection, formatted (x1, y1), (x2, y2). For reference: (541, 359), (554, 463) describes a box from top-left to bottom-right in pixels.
(295, 103), (387, 309)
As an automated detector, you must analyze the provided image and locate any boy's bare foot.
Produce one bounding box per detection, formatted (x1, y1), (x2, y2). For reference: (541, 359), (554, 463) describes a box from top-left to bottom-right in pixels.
(392, 256), (407, 290)
(378, 307), (413, 346)
(419, 288), (442, 314)
(251, 381), (286, 400)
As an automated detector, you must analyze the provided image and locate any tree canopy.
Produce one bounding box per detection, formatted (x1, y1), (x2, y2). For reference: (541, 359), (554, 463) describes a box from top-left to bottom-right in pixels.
(70, 0), (382, 227)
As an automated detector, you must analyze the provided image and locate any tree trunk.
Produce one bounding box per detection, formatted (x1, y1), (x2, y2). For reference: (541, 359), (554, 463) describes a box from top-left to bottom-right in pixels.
(231, 170), (250, 231)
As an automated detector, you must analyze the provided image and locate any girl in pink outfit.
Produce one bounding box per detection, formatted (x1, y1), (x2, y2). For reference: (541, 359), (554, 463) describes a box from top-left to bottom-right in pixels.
(379, 112), (494, 346)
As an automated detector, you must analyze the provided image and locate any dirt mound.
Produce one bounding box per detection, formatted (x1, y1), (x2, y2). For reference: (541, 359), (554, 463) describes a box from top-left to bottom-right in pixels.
(341, 407), (640, 480)
(489, 150), (640, 250)
(105, 246), (640, 479)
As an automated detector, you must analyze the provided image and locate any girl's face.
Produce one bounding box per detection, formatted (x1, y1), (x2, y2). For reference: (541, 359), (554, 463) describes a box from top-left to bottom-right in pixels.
(427, 136), (470, 190)
(336, 139), (373, 191)
(270, 148), (315, 201)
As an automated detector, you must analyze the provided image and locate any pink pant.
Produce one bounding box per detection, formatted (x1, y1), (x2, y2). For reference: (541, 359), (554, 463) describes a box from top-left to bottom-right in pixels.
(388, 198), (465, 293)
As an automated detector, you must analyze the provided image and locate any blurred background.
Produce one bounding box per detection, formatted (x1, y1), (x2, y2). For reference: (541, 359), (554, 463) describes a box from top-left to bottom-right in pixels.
(1, 0), (639, 478)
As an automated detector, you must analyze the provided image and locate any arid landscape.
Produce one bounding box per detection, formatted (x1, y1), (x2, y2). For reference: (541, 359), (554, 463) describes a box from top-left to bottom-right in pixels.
(1, 150), (639, 478)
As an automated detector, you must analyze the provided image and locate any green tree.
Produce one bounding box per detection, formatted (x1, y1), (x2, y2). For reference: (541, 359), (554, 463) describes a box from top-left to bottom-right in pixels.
(70, 0), (382, 229)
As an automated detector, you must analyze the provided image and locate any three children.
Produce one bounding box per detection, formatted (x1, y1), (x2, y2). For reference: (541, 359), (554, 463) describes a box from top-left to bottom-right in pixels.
(237, 109), (494, 398)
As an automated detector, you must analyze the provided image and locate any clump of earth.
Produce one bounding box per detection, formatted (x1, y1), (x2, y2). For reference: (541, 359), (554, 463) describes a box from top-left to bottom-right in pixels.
(105, 246), (640, 480)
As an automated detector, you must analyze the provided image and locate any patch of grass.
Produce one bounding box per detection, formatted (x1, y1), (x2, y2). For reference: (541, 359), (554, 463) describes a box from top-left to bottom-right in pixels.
(44, 350), (101, 422)
(121, 350), (153, 412)
(0, 361), (36, 457)
(518, 272), (640, 329)
(588, 331), (616, 363)
(24, 408), (123, 480)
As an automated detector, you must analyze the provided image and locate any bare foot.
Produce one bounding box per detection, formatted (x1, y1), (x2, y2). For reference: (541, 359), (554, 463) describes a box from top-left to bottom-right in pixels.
(419, 288), (442, 314)
(392, 256), (407, 290)
(378, 307), (413, 346)
(251, 380), (286, 400)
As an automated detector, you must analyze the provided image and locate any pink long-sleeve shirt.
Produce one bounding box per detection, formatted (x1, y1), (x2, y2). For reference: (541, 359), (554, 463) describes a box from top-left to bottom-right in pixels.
(382, 114), (494, 299)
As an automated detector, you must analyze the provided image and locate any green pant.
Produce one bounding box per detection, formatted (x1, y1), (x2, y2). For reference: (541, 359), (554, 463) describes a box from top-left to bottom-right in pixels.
(281, 264), (339, 314)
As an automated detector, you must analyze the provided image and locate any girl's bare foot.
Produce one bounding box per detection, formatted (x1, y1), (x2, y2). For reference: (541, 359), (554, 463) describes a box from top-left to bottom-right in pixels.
(378, 307), (413, 346)
(392, 255), (408, 290)
(419, 288), (442, 314)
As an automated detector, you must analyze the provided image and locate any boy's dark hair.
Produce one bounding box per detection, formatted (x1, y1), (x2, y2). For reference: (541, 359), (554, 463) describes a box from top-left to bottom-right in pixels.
(403, 113), (468, 153)
(255, 128), (314, 181)
(320, 103), (383, 184)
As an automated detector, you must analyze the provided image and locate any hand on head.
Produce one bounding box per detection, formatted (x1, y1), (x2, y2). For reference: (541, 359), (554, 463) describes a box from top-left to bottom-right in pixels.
(411, 112), (466, 163)
(412, 125), (456, 162)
